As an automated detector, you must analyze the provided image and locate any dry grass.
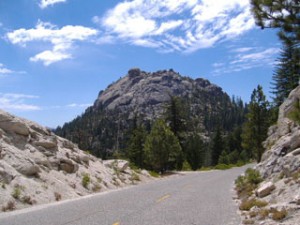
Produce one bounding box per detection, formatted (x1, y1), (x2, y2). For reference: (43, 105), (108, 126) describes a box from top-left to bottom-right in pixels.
(270, 208), (288, 221)
(239, 198), (268, 211)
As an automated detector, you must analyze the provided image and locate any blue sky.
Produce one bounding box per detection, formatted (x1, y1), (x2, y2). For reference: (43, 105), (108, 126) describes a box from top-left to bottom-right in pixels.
(0, 0), (280, 128)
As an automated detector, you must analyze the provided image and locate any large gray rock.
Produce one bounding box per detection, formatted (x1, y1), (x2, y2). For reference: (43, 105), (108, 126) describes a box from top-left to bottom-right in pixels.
(258, 85), (300, 178)
(256, 181), (275, 198)
(33, 136), (57, 149)
(14, 162), (40, 177)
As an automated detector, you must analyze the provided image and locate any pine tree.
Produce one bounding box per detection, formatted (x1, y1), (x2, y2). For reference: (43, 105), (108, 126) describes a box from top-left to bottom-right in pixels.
(250, 0), (300, 44)
(126, 125), (147, 168)
(143, 119), (183, 173)
(242, 85), (270, 162)
(185, 133), (204, 170)
(164, 96), (187, 139)
(271, 42), (300, 107)
(211, 128), (224, 166)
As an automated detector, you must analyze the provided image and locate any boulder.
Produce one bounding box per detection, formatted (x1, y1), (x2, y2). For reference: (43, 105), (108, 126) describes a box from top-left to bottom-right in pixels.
(34, 136), (57, 149)
(14, 163), (40, 177)
(104, 160), (129, 172)
(0, 121), (29, 136)
(256, 181), (276, 198)
(59, 158), (78, 173)
(0, 167), (14, 183)
(62, 140), (75, 150)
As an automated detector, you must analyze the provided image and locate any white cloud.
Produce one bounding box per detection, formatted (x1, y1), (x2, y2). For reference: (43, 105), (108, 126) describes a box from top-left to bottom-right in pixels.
(0, 63), (26, 75)
(212, 47), (280, 76)
(6, 21), (98, 66)
(67, 103), (91, 108)
(95, 0), (255, 53)
(30, 50), (71, 66)
(0, 93), (41, 111)
(0, 63), (13, 74)
(39, 0), (67, 9)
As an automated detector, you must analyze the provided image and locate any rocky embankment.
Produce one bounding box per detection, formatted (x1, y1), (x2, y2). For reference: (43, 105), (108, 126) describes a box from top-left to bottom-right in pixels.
(238, 86), (300, 225)
(0, 110), (152, 212)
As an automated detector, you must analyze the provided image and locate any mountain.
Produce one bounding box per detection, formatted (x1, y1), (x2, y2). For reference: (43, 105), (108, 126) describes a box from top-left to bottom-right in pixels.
(56, 68), (245, 159)
(0, 110), (152, 212)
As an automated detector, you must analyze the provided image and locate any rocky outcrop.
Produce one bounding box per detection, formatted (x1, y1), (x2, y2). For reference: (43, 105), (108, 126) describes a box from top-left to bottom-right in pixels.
(240, 86), (300, 225)
(56, 68), (240, 158)
(0, 110), (152, 212)
(93, 69), (223, 116)
(257, 85), (300, 178)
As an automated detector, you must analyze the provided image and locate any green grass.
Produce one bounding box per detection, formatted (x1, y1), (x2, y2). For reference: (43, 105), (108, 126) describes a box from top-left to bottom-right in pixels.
(149, 171), (160, 178)
(82, 173), (91, 188)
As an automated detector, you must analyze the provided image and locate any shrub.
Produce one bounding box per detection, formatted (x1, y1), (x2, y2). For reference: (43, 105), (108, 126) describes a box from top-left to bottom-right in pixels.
(82, 173), (91, 188)
(92, 184), (101, 192)
(182, 160), (192, 171)
(130, 172), (140, 182)
(54, 192), (62, 201)
(235, 168), (263, 199)
(245, 168), (263, 185)
(11, 187), (21, 199)
(271, 208), (287, 221)
(2, 201), (16, 212)
(242, 219), (255, 224)
(149, 171), (160, 178)
(21, 196), (36, 205)
(258, 209), (270, 220)
(239, 198), (268, 211)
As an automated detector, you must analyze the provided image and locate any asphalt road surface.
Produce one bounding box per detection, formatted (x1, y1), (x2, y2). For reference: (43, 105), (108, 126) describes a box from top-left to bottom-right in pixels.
(0, 166), (249, 225)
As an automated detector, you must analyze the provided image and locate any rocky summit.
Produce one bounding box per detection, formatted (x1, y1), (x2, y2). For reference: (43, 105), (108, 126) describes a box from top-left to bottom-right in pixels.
(56, 68), (243, 158)
(0, 110), (152, 212)
(94, 68), (223, 119)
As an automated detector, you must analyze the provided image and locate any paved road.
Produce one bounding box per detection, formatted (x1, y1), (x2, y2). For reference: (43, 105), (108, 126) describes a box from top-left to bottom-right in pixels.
(0, 166), (249, 225)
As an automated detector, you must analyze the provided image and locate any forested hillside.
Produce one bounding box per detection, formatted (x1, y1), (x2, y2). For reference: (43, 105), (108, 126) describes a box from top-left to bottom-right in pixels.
(56, 69), (247, 171)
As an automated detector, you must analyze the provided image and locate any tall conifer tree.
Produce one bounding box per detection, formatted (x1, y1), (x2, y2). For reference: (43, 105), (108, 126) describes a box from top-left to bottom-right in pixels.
(242, 85), (270, 162)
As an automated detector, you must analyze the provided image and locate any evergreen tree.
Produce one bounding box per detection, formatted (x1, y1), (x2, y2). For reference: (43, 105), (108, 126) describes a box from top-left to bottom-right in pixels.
(250, 0), (300, 44)
(242, 85), (270, 162)
(143, 119), (183, 172)
(271, 42), (300, 107)
(211, 128), (224, 166)
(126, 125), (147, 168)
(185, 133), (204, 170)
(164, 96), (187, 139)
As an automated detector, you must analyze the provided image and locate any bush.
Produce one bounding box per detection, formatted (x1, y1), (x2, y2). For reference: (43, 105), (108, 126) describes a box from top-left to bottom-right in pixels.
(2, 200), (16, 212)
(271, 208), (288, 221)
(11, 187), (21, 199)
(54, 192), (62, 201)
(82, 173), (91, 188)
(239, 198), (268, 211)
(21, 195), (36, 205)
(182, 160), (192, 171)
(149, 171), (160, 178)
(245, 168), (263, 185)
(235, 169), (263, 199)
(130, 172), (140, 182)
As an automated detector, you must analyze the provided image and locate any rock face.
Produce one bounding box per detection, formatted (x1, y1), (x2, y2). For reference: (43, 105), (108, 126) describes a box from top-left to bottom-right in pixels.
(0, 110), (152, 212)
(251, 85), (300, 225)
(56, 68), (241, 158)
(257, 85), (300, 178)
